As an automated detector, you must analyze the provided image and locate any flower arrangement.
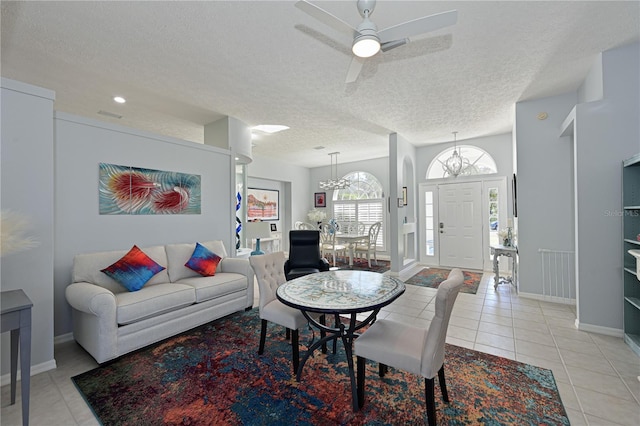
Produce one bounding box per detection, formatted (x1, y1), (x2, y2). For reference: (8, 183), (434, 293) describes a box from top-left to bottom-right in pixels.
(307, 209), (327, 223)
(1, 210), (39, 256)
(498, 227), (516, 247)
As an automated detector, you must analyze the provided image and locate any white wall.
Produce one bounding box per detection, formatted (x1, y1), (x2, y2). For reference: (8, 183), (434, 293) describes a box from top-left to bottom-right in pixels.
(514, 92), (577, 298)
(571, 42), (639, 332)
(54, 113), (234, 336)
(515, 41), (639, 332)
(1, 79), (56, 376)
(249, 154), (311, 238)
(389, 133), (417, 273)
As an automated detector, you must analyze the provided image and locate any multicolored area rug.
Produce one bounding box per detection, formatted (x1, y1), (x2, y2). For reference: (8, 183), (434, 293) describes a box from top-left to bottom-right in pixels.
(334, 258), (390, 273)
(72, 309), (568, 425)
(405, 267), (483, 294)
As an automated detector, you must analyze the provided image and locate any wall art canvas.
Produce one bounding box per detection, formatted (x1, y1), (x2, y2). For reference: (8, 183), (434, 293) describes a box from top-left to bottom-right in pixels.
(99, 163), (201, 215)
(247, 188), (278, 221)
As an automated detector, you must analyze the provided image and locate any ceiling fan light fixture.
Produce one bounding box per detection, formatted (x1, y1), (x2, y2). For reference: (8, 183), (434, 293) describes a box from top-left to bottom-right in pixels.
(352, 35), (380, 58)
(352, 17), (380, 58)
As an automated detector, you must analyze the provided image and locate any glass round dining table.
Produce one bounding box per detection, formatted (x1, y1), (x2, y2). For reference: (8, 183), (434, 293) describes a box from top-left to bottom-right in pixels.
(276, 270), (405, 411)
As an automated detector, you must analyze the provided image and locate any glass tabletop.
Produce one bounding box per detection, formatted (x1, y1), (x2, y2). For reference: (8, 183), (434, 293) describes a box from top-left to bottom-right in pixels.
(276, 270), (405, 314)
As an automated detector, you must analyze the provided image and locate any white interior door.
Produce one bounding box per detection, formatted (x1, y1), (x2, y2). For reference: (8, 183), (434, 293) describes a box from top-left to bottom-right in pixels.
(438, 182), (483, 269)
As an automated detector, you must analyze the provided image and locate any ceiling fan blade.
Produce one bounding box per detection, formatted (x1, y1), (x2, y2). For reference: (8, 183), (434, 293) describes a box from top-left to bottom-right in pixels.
(295, 0), (356, 37)
(378, 10), (458, 44)
(380, 38), (408, 52)
(345, 57), (364, 83)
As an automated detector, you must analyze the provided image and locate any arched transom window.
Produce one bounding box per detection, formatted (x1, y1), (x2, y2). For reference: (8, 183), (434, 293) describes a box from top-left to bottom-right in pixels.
(426, 145), (497, 179)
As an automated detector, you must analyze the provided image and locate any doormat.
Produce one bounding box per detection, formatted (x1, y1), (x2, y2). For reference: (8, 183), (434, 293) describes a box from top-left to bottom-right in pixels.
(405, 267), (482, 294)
(72, 308), (568, 425)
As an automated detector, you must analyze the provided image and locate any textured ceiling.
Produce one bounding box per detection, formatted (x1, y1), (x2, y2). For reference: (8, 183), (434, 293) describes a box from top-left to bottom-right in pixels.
(2, 1), (638, 168)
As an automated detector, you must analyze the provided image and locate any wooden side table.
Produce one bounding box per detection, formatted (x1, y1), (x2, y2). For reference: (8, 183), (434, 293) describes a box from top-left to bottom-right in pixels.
(491, 245), (518, 291)
(1, 289), (33, 426)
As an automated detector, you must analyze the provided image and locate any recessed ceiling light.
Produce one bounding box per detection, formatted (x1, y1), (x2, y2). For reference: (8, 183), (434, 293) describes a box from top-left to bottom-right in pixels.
(113, 96), (126, 104)
(252, 124), (289, 134)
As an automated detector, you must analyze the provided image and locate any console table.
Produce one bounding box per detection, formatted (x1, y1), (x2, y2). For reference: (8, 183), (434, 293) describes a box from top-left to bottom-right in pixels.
(491, 245), (518, 291)
(1, 289), (33, 426)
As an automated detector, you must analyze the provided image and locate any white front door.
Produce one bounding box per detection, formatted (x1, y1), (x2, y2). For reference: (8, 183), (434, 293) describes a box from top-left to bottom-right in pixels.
(438, 181), (483, 269)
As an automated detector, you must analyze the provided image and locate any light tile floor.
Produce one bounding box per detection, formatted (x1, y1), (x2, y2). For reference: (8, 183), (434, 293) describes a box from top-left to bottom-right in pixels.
(1, 273), (639, 425)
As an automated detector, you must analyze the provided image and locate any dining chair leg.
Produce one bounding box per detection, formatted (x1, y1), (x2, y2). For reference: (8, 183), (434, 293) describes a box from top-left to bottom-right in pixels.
(286, 328), (290, 340)
(258, 319), (267, 355)
(320, 315), (327, 354)
(438, 365), (449, 403)
(292, 329), (299, 375)
(332, 314), (339, 354)
(356, 356), (366, 409)
(379, 363), (388, 377)
(425, 377), (436, 426)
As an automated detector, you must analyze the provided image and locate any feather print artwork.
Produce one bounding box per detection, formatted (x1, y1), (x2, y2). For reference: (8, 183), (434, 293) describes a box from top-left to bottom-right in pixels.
(99, 163), (201, 215)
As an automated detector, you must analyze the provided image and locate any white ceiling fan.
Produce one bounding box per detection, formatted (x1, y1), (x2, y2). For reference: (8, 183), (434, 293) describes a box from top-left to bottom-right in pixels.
(295, 0), (458, 83)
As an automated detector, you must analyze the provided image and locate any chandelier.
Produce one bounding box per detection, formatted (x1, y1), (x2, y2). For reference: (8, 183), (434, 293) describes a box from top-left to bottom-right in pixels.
(319, 152), (350, 190)
(442, 132), (470, 177)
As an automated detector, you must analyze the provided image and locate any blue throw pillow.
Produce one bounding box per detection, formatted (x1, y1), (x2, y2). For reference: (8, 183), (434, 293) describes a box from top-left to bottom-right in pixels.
(101, 245), (165, 292)
(185, 242), (222, 276)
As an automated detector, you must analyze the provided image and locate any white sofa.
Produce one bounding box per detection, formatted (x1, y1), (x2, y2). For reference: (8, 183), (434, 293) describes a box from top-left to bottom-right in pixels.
(65, 240), (254, 363)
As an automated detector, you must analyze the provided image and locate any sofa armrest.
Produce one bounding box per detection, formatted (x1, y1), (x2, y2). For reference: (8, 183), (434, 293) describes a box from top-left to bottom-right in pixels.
(219, 257), (254, 308)
(65, 282), (117, 317)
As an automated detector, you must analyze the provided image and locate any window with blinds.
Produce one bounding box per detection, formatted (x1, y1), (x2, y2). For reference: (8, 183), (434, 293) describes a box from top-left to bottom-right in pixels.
(332, 172), (385, 250)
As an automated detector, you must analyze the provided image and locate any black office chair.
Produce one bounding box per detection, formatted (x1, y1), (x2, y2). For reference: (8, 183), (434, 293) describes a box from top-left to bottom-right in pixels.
(284, 230), (330, 281)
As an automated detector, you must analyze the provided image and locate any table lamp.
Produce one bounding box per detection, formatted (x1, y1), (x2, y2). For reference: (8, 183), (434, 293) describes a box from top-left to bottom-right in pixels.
(245, 221), (272, 255)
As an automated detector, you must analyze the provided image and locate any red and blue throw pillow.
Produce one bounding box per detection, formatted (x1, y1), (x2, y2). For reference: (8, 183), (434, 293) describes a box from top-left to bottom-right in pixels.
(185, 242), (222, 276)
(101, 245), (166, 292)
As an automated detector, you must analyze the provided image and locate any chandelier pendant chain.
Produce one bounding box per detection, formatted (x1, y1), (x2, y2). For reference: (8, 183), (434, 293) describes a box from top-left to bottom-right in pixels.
(319, 152), (350, 190)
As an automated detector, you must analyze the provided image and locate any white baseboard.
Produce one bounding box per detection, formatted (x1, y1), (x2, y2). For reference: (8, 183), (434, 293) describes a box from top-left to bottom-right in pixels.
(54, 332), (74, 345)
(0, 359), (57, 387)
(575, 321), (623, 337)
(518, 291), (576, 306)
(397, 264), (425, 282)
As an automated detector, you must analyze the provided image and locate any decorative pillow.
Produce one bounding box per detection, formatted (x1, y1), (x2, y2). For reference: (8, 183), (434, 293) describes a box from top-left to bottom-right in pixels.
(185, 242), (222, 276)
(101, 245), (166, 292)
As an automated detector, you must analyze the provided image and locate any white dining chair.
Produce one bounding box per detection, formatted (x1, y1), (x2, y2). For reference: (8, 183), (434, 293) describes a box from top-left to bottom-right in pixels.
(249, 251), (325, 374)
(354, 268), (464, 425)
(319, 222), (346, 267)
(354, 222), (381, 267)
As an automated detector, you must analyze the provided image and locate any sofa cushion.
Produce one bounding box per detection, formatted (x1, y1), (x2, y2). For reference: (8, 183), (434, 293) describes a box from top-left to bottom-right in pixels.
(74, 245), (170, 294)
(166, 241), (228, 282)
(101, 245), (166, 292)
(116, 283), (195, 325)
(185, 242), (222, 276)
(176, 273), (247, 303)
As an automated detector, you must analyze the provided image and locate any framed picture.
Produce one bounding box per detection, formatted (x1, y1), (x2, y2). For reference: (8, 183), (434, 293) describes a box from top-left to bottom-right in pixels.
(314, 192), (326, 208)
(247, 188), (279, 221)
(402, 186), (408, 206)
(270, 223), (277, 232)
